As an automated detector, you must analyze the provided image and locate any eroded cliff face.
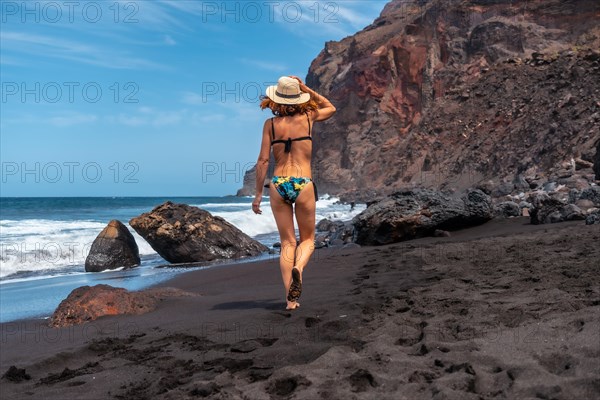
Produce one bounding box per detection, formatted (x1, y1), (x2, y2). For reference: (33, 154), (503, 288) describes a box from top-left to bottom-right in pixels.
(239, 0), (600, 199)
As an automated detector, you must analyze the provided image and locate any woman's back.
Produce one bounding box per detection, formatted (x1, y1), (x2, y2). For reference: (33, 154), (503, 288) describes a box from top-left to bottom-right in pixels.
(252, 75), (336, 310)
(270, 112), (313, 178)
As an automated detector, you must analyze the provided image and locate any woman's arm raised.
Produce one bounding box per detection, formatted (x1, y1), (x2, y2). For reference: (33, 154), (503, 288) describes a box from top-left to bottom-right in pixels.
(290, 76), (336, 121)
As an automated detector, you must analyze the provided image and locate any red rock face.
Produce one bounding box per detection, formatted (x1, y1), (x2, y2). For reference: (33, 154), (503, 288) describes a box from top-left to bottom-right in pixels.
(285, 0), (600, 199)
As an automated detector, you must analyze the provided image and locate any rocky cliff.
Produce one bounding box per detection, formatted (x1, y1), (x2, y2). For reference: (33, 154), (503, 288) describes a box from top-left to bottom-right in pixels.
(239, 0), (600, 200)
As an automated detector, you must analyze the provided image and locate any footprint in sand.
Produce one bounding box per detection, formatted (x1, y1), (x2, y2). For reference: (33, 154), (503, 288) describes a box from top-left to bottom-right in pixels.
(230, 338), (278, 353)
(267, 375), (312, 397)
(348, 368), (378, 392)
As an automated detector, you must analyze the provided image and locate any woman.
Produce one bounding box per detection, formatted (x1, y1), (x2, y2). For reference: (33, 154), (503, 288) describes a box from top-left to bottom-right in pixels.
(252, 76), (336, 310)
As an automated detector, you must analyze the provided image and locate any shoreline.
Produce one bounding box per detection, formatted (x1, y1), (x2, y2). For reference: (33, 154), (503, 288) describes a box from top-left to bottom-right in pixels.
(0, 216), (587, 327)
(0, 195), (362, 324)
(0, 249), (280, 324)
(1, 217), (598, 399)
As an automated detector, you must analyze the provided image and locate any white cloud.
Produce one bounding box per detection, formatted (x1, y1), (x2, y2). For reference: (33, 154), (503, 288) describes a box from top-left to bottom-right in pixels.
(182, 89), (266, 114)
(107, 107), (228, 127)
(138, 106), (154, 114)
(156, 0), (205, 15)
(152, 110), (184, 127)
(113, 0), (194, 32)
(336, 5), (380, 28)
(164, 35), (177, 46)
(47, 113), (97, 127)
(0, 55), (24, 66)
(112, 114), (146, 127)
(239, 58), (288, 72)
(109, 110), (183, 127)
(216, 101), (263, 120)
(181, 92), (206, 106)
(1, 31), (167, 70)
(191, 113), (226, 123)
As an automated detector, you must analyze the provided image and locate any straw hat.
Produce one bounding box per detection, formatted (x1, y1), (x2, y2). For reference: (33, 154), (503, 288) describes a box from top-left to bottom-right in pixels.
(265, 76), (310, 105)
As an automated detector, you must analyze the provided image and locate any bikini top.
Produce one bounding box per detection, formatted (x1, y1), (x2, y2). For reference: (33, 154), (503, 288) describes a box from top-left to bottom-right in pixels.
(270, 113), (312, 153)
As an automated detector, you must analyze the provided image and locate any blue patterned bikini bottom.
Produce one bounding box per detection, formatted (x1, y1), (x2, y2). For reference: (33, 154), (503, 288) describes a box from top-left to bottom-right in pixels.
(271, 176), (317, 204)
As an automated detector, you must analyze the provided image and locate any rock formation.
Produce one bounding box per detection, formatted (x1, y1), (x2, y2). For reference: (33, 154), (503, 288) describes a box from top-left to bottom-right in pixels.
(235, 163), (272, 197)
(49, 284), (195, 327)
(527, 186), (600, 224)
(238, 0), (600, 200)
(315, 218), (356, 247)
(352, 188), (493, 245)
(129, 201), (268, 263)
(494, 201), (521, 218)
(586, 209), (600, 225)
(85, 220), (140, 273)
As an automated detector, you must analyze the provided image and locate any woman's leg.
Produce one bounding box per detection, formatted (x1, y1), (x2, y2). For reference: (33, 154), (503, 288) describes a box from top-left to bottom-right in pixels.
(294, 181), (316, 275)
(269, 184), (298, 309)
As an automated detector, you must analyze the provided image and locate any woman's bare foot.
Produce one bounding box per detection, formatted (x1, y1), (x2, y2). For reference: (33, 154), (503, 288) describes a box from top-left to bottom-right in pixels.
(287, 266), (302, 302)
(286, 301), (300, 310)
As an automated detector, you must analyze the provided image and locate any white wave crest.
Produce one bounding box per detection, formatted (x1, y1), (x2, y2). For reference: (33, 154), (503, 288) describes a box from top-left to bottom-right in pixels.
(210, 195), (365, 237)
(0, 195), (363, 279)
(0, 219), (156, 279)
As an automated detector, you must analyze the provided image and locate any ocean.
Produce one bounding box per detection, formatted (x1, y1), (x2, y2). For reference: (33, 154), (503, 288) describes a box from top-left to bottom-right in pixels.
(0, 196), (365, 323)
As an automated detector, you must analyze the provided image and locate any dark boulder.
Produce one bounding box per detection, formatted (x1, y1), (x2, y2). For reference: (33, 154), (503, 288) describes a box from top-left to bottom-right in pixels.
(316, 218), (335, 232)
(85, 220), (140, 272)
(315, 235), (328, 249)
(50, 284), (194, 327)
(529, 195), (566, 225)
(585, 210), (600, 225)
(529, 195), (586, 224)
(315, 218), (355, 245)
(328, 221), (354, 242)
(560, 204), (586, 221)
(329, 239), (345, 247)
(129, 201), (267, 263)
(490, 181), (515, 197)
(462, 189), (495, 221)
(568, 189), (580, 204)
(528, 191), (551, 208)
(352, 189), (493, 245)
(494, 201), (521, 218)
(475, 180), (495, 195)
(579, 186), (600, 206)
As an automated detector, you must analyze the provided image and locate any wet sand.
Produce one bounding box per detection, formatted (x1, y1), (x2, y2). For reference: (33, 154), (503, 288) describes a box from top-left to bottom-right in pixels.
(1, 217), (598, 399)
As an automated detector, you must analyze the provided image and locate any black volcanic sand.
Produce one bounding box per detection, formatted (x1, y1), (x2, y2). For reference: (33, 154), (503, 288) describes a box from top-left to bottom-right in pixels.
(1, 218), (598, 399)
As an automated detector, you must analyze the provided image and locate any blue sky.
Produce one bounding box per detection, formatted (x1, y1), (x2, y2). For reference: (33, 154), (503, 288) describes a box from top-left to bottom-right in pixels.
(0, 0), (387, 197)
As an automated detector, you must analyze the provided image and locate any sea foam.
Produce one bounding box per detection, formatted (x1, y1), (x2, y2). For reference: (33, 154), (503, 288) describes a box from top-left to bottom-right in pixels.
(0, 218), (156, 279)
(0, 195), (363, 281)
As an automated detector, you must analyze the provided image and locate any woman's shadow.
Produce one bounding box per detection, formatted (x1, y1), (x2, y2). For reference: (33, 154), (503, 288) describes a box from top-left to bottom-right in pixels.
(211, 299), (282, 311)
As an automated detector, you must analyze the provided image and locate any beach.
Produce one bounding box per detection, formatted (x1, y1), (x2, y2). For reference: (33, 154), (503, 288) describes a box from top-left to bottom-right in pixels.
(1, 217), (598, 399)
(3, 0), (599, 398)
